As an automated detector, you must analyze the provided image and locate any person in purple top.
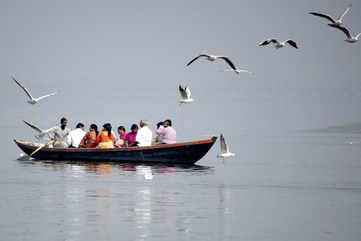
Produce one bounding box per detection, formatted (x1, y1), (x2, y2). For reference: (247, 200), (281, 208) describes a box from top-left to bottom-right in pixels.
(156, 119), (176, 144)
(125, 124), (138, 147)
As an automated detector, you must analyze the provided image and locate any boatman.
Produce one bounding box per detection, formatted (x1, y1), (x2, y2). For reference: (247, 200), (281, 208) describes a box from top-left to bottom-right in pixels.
(42, 117), (71, 148)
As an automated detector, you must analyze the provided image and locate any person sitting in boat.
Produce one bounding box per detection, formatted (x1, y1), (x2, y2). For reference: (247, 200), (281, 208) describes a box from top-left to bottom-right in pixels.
(115, 126), (127, 147)
(156, 119), (176, 144)
(96, 123), (115, 148)
(67, 123), (86, 148)
(152, 121), (164, 145)
(136, 120), (152, 147)
(79, 124), (98, 148)
(125, 124), (138, 147)
(43, 117), (70, 148)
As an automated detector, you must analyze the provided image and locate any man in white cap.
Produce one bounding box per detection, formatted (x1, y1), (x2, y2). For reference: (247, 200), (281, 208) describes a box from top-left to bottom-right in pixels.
(136, 120), (153, 147)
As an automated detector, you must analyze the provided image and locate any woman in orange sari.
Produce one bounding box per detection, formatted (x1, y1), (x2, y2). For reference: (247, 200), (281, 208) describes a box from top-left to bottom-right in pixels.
(96, 123), (115, 148)
(79, 124), (98, 148)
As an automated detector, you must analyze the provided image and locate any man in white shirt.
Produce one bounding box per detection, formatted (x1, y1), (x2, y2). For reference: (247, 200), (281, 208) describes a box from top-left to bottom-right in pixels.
(67, 123), (86, 148)
(136, 120), (153, 147)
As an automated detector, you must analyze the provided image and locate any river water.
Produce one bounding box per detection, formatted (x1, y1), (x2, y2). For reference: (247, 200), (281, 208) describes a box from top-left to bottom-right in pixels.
(1, 128), (361, 241)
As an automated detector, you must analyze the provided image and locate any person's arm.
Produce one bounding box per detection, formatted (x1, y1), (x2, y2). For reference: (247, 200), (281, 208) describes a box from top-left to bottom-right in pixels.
(156, 126), (165, 135)
(95, 132), (102, 145)
(79, 133), (88, 148)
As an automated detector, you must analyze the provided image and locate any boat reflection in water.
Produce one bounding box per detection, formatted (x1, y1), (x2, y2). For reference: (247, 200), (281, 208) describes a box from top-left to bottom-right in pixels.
(17, 159), (214, 178)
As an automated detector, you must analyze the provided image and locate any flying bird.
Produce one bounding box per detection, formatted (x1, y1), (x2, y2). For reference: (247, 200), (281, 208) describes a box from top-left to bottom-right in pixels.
(23, 120), (52, 140)
(179, 85), (194, 104)
(217, 134), (235, 159)
(328, 24), (361, 43)
(12, 76), (56, 104)
(259, 39), (298, 49)
(309, 5), (351, 26)
(186, 54), (237, 73)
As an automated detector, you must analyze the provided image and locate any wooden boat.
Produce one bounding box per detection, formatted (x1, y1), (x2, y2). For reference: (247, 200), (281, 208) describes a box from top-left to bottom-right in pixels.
(14, 137), (217, 164)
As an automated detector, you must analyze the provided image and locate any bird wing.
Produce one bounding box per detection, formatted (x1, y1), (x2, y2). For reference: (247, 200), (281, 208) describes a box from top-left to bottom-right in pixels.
(185, 87), (191, 99)
(220, 134), (228, 153)
(12, 76), (34, 100)
(258, 39), (271, 46)
(218, 57), (236, 71)
(339, 6), (351, 21)
(186, 54), (209, 66)
(328, 24), (352, 38)
(356, 33), (361, 39)
(309, 12), (336, 23)
(285, 40), (298, 49)
(35, 92), (56, 101)
(23, 120), (43, 133)
(179, 85), (188, 99)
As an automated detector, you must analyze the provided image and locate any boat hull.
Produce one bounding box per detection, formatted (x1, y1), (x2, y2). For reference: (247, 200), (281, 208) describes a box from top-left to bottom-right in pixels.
(14, 137), (217, 164)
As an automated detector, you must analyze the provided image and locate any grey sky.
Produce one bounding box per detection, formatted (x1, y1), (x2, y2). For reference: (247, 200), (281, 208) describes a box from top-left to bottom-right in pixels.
(1, 0), (360, 140)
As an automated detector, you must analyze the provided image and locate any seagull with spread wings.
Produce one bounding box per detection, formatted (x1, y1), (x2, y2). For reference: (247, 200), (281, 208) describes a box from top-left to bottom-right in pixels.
(12, 76), (56, 104)
(23, 120), (52, 140)
(179, 85), (194, 105)
(217, 134), (235, 159)
(186, 54), (238, 73)
(259, 39), (298, 49)
(309, 5), (351, 26)
(328, 24), (361, 43)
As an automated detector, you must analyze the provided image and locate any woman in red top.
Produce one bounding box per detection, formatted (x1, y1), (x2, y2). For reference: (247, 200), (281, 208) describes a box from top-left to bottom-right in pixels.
(96, 123), (115, 148)
(80, 124), (98, 148)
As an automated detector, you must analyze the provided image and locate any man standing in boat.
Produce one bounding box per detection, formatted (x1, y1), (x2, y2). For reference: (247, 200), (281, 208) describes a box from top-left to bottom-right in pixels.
(42, 117), (70, 148)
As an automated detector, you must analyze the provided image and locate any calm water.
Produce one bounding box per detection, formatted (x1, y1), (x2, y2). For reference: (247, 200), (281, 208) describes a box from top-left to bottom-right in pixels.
(1, 129), (361, 241)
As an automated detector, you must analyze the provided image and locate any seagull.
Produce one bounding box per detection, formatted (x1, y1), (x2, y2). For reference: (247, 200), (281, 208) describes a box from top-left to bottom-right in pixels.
(217, 134), (235, 159)
(309, 5), (351, 26)
(179, 85), (194, 104)
(186, 54), (237, 73)
(259, 39), (298, 49)
(328, 24), (361, 43)
(23, 120), (52, 140)
(12, 76), (56, 104)
(222, 68), (254, 75)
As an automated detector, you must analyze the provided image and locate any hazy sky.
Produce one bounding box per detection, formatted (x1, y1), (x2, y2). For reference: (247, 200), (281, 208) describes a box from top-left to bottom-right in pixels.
(1, 0), (361, 140)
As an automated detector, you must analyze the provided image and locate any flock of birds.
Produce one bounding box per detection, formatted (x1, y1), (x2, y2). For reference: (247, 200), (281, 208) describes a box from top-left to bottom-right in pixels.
(12, 5), (360, 160)
(178, 4), (360, 159)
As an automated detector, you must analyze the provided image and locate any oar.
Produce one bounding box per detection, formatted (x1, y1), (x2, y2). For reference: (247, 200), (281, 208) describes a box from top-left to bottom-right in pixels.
(30, 139), (55, 157)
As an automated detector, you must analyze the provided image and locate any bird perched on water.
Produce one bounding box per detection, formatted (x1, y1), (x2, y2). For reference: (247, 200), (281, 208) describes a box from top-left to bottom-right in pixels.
(186, 54), (238, 73)
(12, 76), (56, 104)
(23, 120), (52, 140)
(217, 134), (235, 159)
(309, 5), (351, 26)
(328, 24), (361, 43)
(259, 39), (298, 49)
(179, 85), (194, 104)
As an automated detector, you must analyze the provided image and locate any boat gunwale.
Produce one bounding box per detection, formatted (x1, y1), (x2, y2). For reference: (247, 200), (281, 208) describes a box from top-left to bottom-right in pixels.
(14, 136), (217, 153)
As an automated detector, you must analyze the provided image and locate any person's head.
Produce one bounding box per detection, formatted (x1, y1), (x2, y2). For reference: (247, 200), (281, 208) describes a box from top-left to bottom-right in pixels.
(139, 120), (148, 128)
(164, 119), (172, 127)
(90, 124), (98, 133)
(60, 117), (67, 130)
(157, 121), (163, 129)
(117, 126), (126, 135)
(130, 124), (138, 134)
(76, 122), (85, 130)
(103, 123), (112, 136)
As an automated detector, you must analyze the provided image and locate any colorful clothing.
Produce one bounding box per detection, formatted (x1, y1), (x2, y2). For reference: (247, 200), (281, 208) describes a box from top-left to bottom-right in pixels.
(80, 130), (97, 148)
(96, 131), (115, 148)
(125, 132), (137, 146)
(156, 126), (176, 144)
